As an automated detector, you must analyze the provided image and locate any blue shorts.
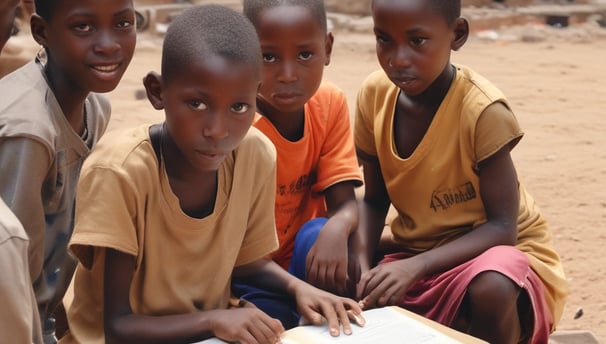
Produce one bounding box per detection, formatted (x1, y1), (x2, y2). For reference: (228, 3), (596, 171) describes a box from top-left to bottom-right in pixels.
(232, 218), (326, 329)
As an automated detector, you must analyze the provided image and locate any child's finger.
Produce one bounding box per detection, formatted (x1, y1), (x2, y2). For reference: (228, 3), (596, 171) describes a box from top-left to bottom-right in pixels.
(318, 303), (342, 337)
(346, 309), (366, 327)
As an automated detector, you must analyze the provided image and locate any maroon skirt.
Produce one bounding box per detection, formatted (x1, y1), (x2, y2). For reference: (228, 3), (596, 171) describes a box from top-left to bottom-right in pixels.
(381, 245), (552, 343)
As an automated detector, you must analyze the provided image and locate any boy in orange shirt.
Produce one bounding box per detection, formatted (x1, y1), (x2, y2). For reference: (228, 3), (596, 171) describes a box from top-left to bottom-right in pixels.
(236, 0), (363, 329)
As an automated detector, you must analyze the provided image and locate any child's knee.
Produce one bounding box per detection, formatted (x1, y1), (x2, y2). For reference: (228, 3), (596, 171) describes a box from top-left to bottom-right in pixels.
(467, 271), (520, 309)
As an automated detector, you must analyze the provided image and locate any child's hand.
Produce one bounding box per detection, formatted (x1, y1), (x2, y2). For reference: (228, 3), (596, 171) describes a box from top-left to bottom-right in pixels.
(210, 308), (284, 344)
(294, 285), (366, 337)
(356, 258), (424, 309)
(306, 218), (351, 295)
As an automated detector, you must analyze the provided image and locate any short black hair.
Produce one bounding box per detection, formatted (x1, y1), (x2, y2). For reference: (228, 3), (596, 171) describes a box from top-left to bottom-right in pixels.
(243, 0), (327, 32)
(371, 0), (461, 26)
(34, 0), (53, 21)
(161, 5), (262, 82)
(430, 0), (460, 25)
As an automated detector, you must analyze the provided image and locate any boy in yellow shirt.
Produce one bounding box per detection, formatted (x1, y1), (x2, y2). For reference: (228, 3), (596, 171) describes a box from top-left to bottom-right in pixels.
(354, 1), (567, 343)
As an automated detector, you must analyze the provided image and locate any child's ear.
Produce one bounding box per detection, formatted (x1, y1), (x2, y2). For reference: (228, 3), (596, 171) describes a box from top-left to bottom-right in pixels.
(143, 72), (164, 110)
(451, 17), (469, 51)
(30, 14), (48, 47)
(324, 32), (334, 66)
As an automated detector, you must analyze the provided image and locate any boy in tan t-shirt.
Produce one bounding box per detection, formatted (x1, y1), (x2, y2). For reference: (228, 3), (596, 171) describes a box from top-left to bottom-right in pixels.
(62, 6), (364, 344)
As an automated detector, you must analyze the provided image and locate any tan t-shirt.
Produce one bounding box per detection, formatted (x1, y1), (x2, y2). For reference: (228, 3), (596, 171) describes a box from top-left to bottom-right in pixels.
(355, 65), (567, 326)
(63, 125), (278, 344)
(0, 199), (42, 344)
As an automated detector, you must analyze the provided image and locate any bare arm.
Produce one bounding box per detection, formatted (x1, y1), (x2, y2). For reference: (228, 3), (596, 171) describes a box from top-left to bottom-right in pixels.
(306, 181), (359, 294)
(352, 149), (391, 274)
(103, 248), (283, 344)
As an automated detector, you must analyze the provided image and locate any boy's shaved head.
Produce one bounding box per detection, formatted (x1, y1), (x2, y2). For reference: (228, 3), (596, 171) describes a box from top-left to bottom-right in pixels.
(162, 5), (262, 82)
(372, 0), (461, 26)
(243, 0), (328, 32)
(430, 0), (460, 25)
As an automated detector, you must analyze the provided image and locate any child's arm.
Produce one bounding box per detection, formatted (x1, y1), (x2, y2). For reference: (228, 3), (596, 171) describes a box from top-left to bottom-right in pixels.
(234, 258), (365, 337)
(103, 248), (284, 344)
(352, 149), (392, 275)
(357, 143), (520, 309)
(306, 181), (358, 295)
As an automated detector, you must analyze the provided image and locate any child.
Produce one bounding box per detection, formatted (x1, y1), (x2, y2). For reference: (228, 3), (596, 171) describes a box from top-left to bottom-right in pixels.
(0, 2), (42, 342)
(60, 5), (363, 344)
(353, 1), (567, 343)
(0, 0), (136, 341)
(237, 0), (363, 328)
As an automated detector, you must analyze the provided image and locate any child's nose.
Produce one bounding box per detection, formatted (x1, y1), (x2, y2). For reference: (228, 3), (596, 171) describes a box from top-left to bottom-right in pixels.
(277, 61), (298, 83)
(93, 31), (121, 55)
(202, 112), (229, 140)
(389, 47), (413, 68)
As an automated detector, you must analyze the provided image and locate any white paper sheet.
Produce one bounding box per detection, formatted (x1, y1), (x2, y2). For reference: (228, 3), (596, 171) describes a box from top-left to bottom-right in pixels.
(194, 307), (463, 344)
(282, 307), (462, 344)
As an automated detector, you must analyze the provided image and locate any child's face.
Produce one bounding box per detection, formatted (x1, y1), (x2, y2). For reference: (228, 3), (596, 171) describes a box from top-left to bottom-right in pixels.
(156, 56), (260, 172)
(254, 5), (332, 115)
(35, 0), (136, 93)
(0, 0), (19, 51)
(372, 0), (456, 96)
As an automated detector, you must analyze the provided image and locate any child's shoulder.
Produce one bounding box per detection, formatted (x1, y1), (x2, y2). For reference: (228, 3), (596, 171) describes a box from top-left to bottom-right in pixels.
(0, 60), (48, 115)
(308, 79), (347, 104)
(454, 64), (506, 103)
(359, 69), (396, 96)
(0, 61), (56, 143)
(235, 126), (276, 163)
(84, 125), (154, 172)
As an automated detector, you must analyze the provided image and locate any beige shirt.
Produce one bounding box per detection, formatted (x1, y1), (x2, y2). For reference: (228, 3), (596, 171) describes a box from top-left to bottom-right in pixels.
(355, 65), (567, 326)
(63, 125), (278, 344)
(0, 59), (110, 324)
(0, 198), (42, 344)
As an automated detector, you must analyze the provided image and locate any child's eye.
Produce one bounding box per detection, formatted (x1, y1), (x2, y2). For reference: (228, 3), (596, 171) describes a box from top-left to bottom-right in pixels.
(116, 20), (134, 29)
(189, 100), (208, 110)
(298, 52), (313, 61)
(263, 54), (276, 63)
(73, 23), (93, 32)
(231, 103), (249, 114)
(375, 34), (389, 44)
(411, 37), (428, 46)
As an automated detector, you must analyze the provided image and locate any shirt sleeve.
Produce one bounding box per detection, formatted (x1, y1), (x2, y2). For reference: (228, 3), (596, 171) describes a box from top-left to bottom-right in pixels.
(474, 101), (524, 163)
(314, 88), (363, 192)
(69, 166), (140, 270)
(235, 153), (279, 267)
(0, 137), (52, 282)
(354, 80), (378, 157)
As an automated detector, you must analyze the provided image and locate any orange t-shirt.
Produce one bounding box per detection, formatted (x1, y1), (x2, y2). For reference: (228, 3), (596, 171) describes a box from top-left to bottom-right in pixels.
(254, 81), (362, 269)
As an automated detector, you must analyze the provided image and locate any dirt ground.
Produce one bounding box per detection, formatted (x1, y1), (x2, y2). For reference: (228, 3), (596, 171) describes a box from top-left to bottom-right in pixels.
(1, 3), (605, 342)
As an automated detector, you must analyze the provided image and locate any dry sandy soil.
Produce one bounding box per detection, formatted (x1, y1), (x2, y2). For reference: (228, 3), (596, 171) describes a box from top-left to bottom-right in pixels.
(2, 4), (605, 342)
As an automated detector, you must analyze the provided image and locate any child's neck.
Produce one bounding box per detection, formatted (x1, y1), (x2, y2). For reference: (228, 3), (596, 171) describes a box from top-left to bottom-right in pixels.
(256, 99), (305, 142)
(162, 131), (218, 219)
(406, 64), (456, 109)
(44, 64), (89, 137)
